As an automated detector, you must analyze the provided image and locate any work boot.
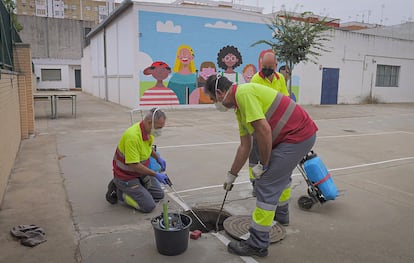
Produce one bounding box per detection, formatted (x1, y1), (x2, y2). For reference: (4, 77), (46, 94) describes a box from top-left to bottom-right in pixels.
(105, 179), (117, 204)
(227, 240), (268, 257)
(274, 204), (289, 226)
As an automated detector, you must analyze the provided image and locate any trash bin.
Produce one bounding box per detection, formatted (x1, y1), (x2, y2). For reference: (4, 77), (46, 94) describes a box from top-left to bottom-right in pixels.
(151, 213), (192, 256)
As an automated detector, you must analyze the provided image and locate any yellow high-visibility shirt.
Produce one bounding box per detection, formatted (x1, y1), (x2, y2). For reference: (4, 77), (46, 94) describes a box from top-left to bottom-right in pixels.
(250, 71), (289, 96)
(234, 83), (278, 137)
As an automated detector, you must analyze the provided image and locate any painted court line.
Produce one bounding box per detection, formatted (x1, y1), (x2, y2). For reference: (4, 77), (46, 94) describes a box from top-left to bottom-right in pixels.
(157, 131), (412, 149)
(173, 156), (414, 194)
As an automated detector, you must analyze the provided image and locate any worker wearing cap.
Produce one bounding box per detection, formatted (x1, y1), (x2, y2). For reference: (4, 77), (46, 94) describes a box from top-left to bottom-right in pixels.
(204, 75), (317, 257)
(250, 50), (291, 226)
(105, 108), (169, 213)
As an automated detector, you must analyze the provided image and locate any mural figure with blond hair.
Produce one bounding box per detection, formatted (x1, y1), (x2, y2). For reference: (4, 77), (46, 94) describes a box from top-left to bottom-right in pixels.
(167, 44), (197, 104)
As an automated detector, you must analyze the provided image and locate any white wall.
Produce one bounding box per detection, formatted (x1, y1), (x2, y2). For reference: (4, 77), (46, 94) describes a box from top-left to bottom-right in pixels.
(297, 29), (414, 104)
(35, 64), (70, 90)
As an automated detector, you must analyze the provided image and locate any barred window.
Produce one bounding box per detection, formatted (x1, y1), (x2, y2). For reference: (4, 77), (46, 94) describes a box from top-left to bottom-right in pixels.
(375, 65), (400, 87)
(41, 69), (62, 81)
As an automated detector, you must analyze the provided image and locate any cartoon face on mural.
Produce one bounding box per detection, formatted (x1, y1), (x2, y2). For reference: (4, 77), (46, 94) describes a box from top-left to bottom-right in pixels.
(140, 61), (179, 106)
(217, 45), (244, 84)
(173, 44), (196, 75)
(242, 64), (257, 83)
(217, 45), (242, 74)
(189, 61), (216, 104)
(167, 44), (197, 104)
(143, 61), (171, 87)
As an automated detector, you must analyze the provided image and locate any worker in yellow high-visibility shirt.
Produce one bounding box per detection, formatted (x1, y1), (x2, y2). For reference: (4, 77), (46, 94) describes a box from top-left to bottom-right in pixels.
(203, 74), (317, 257)
(250, 50), (291, 226)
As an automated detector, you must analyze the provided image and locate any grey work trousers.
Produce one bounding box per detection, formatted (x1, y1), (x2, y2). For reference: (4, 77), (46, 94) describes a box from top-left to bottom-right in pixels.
(247, 134), (316, 249)
(113, 176), (164, 213)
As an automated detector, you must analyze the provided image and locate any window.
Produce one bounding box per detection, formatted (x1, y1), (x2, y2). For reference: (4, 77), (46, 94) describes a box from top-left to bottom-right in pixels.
(85, 6), (91, 11)
(41, 69), (62, 81)
(71, 4), (77, 10)
(376, 65), (400, 87)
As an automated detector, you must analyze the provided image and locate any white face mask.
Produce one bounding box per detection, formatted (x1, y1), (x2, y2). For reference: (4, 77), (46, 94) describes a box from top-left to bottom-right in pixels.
(152, 128), (162, 137)
(214, 101), (229, 112)
(151, 108), (163, 137)
(214, 78), (230, 112)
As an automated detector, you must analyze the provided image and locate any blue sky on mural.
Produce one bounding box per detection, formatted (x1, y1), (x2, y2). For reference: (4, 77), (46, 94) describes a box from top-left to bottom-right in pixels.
(138, 11), (273, 81)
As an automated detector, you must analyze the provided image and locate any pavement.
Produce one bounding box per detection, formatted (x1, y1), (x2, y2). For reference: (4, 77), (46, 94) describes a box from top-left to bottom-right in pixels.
(1, 92), (414, 263)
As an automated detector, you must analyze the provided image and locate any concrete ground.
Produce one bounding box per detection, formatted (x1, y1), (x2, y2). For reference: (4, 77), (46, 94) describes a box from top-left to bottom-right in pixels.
(1, 92), (414, 263)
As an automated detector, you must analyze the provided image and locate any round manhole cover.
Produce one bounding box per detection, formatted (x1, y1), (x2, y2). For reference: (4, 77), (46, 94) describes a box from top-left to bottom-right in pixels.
(223, 215), (286, 244)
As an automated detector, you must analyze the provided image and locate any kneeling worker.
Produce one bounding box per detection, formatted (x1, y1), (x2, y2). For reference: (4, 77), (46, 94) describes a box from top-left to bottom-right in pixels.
(105, 108), (169, 213)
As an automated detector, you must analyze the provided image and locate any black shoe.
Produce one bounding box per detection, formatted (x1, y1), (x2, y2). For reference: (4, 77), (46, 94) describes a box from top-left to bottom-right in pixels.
(105, 180), (118, 204)
(227, 240), (268, 257)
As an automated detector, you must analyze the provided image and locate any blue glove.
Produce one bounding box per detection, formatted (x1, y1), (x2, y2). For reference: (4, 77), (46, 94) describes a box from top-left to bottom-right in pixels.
(155, 172), (168, 184)
(157, 157), (167, 172)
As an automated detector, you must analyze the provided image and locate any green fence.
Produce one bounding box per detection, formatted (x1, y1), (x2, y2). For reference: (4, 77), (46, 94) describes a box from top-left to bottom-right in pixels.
(0, 0), (21, 71)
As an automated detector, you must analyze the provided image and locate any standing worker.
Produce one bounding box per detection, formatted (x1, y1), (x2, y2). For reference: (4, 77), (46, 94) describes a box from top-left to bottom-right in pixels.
(250, 49), (291, 226)
(105, 108), (169, 213)
(204, 75), (318, 257)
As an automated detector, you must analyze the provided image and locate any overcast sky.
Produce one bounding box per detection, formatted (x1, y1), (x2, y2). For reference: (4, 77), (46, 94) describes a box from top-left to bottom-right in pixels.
(147, 0), (414, 26)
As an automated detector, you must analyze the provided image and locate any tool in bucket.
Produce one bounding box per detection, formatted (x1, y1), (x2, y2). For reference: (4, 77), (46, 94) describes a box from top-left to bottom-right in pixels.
(215, 189), (229, 232)
(165, 177), (209, 231)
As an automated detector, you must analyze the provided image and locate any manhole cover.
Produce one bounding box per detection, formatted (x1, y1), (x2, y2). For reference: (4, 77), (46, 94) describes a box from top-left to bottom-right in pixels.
(223, 215), (286, 244)
(184, 208), (232, 233)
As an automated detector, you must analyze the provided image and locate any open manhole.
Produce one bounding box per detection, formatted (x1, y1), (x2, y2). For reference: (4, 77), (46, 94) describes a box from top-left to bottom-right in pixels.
(223, 215), (286, 244)
(184, 208), (232, 233)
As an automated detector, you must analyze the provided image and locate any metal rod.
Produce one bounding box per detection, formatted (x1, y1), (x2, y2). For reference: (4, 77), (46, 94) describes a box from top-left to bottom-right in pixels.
(215, 190), (229, 232)
(169, 184), (209, 231)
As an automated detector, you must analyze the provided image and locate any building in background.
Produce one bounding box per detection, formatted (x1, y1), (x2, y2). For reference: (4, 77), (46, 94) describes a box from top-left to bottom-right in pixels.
(81, 0), (414, 108)
(17, 15), (95, 90)
(15, 0), (118, 23)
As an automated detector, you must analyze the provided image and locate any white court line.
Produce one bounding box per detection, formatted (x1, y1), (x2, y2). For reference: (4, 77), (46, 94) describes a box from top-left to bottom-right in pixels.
(211, 233), (258, 263)
(173, 156), (414, 194)
(168, 155), (414, 262)
(157, 131), (412, 149)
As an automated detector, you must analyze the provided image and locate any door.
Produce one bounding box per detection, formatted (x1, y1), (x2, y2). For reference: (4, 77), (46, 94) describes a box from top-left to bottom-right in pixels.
(75, 69), (81, 88)
(320, 68), (339, 104)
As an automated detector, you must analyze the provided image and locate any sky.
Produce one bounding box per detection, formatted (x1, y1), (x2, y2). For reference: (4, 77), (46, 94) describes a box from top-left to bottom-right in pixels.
(146, 0), (414, 26)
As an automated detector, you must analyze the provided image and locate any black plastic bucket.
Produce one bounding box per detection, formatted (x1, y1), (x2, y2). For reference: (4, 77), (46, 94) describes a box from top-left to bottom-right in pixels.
(151, 213), (192, 256)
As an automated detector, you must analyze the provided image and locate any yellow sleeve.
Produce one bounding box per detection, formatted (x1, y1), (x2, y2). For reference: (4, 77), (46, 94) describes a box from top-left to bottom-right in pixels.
(276, 73), (289, 96)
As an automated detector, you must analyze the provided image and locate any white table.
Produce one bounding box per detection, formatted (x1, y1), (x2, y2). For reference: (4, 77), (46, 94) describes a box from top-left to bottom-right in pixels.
(34, 91), (77, 119)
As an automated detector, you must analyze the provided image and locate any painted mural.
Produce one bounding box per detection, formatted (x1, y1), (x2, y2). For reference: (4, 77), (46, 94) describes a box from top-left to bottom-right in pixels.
(138, 11), (300, 106)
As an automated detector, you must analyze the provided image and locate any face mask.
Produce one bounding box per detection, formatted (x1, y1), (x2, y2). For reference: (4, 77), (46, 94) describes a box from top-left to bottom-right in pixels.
(261, 67), (274, 77)
(152, 128), (162, 137)
(151, 108), (162, 137)
(214, 101), (229, 112)
(214, 89), (230, 112)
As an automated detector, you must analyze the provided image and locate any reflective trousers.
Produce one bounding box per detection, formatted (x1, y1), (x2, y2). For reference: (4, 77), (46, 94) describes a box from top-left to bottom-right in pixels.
(247, 134), (316, 249)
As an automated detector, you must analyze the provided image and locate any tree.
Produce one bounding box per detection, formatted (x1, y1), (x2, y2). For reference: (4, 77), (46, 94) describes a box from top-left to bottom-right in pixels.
(4, 0), (23, 32)
(252, 11), (335, 98)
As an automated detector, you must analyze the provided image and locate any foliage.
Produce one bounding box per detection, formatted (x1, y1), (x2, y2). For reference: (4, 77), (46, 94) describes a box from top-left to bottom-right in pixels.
(3, 0), (23, 32)
(252, 11), (335, 96)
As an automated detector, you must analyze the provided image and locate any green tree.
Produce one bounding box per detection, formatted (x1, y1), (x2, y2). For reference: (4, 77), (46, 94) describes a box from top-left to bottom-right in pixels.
(4, 0), (23, 32)
(252, 11), (334, 98)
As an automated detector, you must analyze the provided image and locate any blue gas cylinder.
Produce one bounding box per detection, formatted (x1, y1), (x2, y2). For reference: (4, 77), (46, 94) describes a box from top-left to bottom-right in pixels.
(303, 155), (338, 200)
